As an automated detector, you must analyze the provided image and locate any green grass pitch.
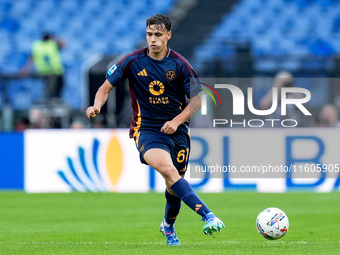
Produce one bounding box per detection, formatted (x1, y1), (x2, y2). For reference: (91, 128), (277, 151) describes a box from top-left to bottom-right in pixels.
(0, 192), (339, 254)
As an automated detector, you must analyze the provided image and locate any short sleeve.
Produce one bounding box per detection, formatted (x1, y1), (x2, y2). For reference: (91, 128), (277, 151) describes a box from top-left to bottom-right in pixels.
(105, 52), (137, 86)
(105, 63), (125, 87)
(182, 64), (202, 99)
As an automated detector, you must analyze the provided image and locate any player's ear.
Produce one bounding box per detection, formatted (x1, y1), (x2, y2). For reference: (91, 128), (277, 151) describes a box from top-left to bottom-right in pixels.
(167, 30), (172, 40)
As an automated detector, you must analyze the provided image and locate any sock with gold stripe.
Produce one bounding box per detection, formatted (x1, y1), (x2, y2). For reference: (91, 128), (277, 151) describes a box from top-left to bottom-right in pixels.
(170, 178), (211, 218)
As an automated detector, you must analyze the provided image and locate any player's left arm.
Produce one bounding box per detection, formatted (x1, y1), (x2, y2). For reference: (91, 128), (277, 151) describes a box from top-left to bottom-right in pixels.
(160, 94), (201, 134)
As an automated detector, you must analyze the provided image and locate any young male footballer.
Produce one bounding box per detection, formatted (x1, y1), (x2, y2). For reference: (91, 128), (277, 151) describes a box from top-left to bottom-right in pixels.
(86, 14), (224, 246)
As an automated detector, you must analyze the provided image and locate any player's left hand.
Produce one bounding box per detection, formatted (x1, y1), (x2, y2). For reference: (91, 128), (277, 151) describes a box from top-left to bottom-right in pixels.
(161, 120), (180, 135)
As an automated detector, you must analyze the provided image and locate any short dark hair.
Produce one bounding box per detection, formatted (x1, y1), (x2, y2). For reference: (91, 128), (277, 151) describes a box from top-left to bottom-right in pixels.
(43, 33), (52, 41)
(146, 14), (171, 31)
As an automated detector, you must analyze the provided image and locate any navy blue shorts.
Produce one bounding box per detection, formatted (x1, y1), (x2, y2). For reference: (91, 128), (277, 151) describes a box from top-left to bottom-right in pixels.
(134, 130), (190, 174)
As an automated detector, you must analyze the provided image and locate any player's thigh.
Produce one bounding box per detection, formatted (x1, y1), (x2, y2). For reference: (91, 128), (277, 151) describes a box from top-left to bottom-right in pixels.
(143, 148), (172, 169)
(134, 130), (168, 164)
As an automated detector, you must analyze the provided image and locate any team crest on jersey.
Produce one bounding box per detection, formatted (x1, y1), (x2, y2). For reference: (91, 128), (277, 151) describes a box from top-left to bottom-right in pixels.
(166, 70), (176, 81)
(140, 144), (145, 153)
(149, 80), (165, 96)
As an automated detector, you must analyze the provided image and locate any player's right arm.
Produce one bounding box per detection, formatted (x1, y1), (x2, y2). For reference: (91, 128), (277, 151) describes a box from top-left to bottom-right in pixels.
(87, 51), (137, 119)
(86, 79), (114, 119)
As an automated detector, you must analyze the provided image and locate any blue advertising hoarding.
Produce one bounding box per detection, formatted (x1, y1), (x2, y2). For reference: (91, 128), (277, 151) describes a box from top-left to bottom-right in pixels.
(0, 133), (24, 190)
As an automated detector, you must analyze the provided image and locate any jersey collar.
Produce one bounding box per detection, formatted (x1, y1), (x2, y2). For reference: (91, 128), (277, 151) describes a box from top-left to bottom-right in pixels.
(146, 47), (171, 61)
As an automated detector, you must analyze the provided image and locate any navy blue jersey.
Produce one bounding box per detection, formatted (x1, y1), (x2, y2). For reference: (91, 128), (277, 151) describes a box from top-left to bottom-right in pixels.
(105, 47), (201, 138)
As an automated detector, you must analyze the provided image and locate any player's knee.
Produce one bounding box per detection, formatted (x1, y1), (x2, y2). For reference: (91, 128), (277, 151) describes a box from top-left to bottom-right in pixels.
(158, 165), (179, 183)
(159, 165), (176, 177)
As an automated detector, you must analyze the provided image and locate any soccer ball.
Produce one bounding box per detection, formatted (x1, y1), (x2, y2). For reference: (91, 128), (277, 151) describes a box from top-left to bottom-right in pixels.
(256, 207), (289, 240)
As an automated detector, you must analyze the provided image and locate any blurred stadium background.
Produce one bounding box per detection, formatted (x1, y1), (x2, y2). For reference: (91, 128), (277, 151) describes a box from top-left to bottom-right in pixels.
(0, 1), (340, 253)
(0, 0), (340, 130)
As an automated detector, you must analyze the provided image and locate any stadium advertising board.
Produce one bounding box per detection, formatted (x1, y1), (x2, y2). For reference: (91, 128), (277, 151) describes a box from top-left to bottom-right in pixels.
(23, 129), (340, 193)
(0, 133), (24, 189)
(24, 129), (149, 193)
(189, 128), (340, 192)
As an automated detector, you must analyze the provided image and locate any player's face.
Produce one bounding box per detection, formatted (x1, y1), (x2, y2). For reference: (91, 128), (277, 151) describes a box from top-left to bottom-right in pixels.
(146, 24), (171, 57)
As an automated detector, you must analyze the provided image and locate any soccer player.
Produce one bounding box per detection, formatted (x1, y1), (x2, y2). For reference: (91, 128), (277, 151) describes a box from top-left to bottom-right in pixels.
(86, 14), (224, 246)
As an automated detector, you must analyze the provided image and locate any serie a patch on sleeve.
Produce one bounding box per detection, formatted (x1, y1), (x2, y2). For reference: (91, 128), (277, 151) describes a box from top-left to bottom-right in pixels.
(107, 64), (117, 75)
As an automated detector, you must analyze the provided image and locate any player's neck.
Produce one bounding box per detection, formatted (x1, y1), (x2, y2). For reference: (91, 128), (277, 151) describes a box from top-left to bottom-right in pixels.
(148, 47), (168, 60)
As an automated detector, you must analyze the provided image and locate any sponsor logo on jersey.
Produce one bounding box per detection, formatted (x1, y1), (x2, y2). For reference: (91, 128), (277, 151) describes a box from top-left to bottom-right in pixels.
(149, 80), (165, 96)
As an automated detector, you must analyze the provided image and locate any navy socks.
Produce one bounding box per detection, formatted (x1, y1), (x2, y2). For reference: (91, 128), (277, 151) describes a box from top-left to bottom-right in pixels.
(164, 189), (181, 225)
(170, 178), (211, 219)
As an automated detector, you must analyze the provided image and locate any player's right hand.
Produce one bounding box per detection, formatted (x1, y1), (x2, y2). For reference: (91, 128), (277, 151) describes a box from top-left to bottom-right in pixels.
(86, 106), (100, 119)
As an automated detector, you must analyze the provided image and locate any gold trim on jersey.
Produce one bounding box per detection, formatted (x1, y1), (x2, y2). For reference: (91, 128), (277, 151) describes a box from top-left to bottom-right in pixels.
(133, 100), (142, 138)
(134, 131), (141, 148)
